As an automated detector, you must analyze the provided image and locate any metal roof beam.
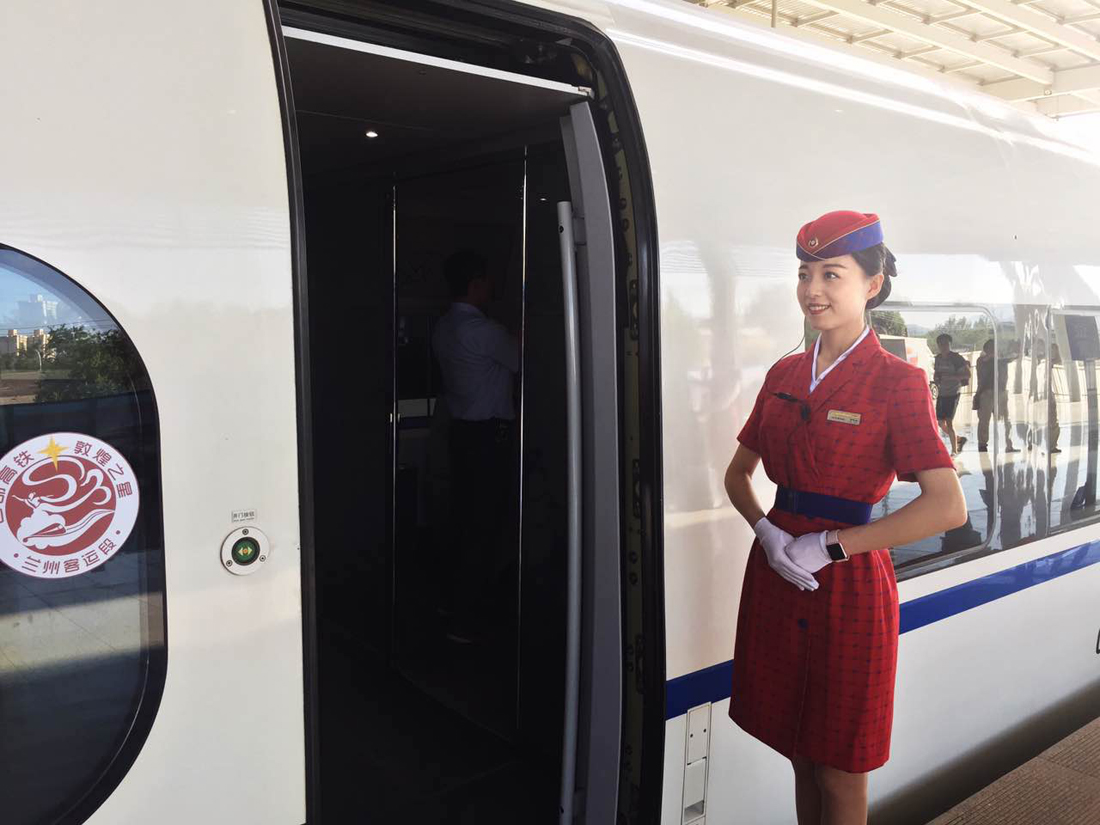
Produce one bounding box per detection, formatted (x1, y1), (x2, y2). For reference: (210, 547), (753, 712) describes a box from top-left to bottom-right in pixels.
(1063, 12), (1100, 24)
(982, 76), (1049, 99)
(797, 0), (1054, 82)
(709, 3), (1041, 116)
(1016, 44), (1068, 57)
(961, 0), (1100, 63)
(793, 10), (840, 26)
(901, 44), (942, 58)
(930, 9), (984, 23)
(1035, 95), (1100, 116)
(908, 55), (950, 70)
(941, 60), (985, 73)
(971, 26), (1024, 42)
(848, 28), (894, 43)
(984, 63), (1100, 99)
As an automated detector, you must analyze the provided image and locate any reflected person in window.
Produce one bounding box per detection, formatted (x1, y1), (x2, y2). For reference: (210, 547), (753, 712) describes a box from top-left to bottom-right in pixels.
(1049, 341), (1062, 454)
(431, 249), (519, 644)
(723, 211), (967, 825)
(933, 333), (971, 456)
(974, 338), (1019, 453)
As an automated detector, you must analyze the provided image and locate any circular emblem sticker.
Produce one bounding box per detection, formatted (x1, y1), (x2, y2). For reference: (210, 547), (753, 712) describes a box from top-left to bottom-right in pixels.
(0, 433), (139, 579)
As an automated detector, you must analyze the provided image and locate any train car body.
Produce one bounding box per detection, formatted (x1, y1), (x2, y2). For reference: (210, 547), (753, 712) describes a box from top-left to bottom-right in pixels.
(2, 1), (1099, 824)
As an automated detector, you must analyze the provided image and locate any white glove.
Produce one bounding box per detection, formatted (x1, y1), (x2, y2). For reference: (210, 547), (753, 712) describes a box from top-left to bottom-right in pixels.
(785, 530), (833, 574)
(753, 517), (819, 591)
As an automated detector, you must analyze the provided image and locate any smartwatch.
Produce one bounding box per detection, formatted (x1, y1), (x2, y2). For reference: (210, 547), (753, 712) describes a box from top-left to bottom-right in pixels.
(826, 530), (850, 563)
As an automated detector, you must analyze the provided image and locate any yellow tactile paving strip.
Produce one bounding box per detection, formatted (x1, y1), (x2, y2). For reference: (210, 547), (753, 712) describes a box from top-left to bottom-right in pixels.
(928, 717), (1100, 824)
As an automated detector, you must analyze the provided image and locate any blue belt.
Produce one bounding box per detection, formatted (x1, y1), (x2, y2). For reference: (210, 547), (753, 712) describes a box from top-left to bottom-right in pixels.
(774, 486), (872, 525)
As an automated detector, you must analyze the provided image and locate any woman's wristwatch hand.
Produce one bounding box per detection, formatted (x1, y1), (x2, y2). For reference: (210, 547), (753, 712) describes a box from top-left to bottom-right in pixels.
(785, 531), (833, 574)
(826, 529), (851, 562)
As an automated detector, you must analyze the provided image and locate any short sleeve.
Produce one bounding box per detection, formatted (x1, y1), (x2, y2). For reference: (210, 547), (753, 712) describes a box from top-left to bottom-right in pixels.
(736, 382), (770, 455)
(887, 368), (954, 482)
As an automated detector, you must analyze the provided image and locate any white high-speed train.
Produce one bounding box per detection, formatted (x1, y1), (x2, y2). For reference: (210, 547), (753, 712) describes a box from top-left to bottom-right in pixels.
(3, 1), (1099, 824)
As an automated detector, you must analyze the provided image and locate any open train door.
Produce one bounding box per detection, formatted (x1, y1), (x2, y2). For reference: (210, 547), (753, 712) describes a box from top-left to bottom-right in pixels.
(557, 101), (623, 825)
(0, 2), (306, 824)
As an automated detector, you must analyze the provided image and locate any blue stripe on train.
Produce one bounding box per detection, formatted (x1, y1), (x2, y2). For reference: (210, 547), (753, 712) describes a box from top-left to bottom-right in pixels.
(665, 538), (1100, 719)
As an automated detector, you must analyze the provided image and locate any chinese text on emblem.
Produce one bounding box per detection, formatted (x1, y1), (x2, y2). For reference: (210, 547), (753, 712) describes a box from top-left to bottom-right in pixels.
(0, 433), (139, 579)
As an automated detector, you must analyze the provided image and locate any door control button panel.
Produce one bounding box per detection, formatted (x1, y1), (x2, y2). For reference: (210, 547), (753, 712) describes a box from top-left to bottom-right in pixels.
(221, 526), (271, 576)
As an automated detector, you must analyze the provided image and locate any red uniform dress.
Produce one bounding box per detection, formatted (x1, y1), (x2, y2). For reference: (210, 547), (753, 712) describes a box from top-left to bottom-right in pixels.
(730, 329), (954, 772)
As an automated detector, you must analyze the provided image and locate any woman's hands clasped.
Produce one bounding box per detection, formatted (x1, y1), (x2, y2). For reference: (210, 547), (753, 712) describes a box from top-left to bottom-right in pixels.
(753, 517), (820, 591)
(784, 530), (833, 574)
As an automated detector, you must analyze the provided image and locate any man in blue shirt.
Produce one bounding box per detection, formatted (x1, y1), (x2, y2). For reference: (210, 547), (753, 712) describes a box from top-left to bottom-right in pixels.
(432, 252), (519, 422)
(432, 249), (519, 643)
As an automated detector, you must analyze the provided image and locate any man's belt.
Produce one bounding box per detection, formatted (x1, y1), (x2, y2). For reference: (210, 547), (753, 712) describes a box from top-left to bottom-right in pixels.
(774, 486), (873, 525)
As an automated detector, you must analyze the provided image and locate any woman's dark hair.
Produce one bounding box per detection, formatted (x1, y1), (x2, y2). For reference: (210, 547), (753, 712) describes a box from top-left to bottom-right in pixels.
(851, 243), (897, 310)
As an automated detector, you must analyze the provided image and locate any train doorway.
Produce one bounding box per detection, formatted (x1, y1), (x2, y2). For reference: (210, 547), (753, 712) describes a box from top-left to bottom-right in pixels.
(286, 26), (622, 824)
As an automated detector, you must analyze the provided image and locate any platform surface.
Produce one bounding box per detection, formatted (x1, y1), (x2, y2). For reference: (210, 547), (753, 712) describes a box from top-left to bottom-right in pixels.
(928, 715), (1100, 824)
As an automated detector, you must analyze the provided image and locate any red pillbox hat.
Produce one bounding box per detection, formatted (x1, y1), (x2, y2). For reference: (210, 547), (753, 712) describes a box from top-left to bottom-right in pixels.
(796, 211), (883, 262)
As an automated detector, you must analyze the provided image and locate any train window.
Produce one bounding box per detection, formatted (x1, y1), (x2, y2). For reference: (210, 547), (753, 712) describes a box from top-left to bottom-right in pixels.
(0, 246), (164, 823)
(870, 307), (1006, 575)
(1046, 311), (1100, 532)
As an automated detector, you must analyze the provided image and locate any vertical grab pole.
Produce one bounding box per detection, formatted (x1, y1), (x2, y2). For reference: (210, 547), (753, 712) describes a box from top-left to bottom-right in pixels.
(557, 200), (582, 825)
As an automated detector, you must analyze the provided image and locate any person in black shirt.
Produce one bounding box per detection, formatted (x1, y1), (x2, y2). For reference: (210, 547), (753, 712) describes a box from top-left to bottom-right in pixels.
(933, 333), (970, 455)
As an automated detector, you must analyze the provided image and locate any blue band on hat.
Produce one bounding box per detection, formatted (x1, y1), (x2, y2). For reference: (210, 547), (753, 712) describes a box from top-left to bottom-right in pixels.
(796, 221), (883, 262)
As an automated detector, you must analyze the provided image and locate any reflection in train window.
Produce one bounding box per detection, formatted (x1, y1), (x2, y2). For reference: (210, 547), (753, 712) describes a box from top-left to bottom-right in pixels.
(1047, 312), (1100, 531)
(871, 307), (1008, 574)
(0, 247), (165, 823)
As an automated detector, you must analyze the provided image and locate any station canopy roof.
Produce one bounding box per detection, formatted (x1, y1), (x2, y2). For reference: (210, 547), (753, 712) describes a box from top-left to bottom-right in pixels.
(694, 0), (1100, 117)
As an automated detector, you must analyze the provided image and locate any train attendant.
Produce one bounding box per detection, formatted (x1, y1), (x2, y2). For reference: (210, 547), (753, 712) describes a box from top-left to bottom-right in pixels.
(723, 211), (968, 825)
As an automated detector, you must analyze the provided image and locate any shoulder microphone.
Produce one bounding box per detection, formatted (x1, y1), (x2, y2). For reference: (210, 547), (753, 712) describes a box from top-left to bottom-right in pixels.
(773, 391), (811, 422)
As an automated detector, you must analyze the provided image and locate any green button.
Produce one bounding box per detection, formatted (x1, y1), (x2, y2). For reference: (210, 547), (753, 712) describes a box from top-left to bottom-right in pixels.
(232, 537), (260, 566)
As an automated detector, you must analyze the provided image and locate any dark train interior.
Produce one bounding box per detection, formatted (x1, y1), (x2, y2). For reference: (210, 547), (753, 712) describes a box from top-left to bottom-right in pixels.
(288, 33), (584, 823)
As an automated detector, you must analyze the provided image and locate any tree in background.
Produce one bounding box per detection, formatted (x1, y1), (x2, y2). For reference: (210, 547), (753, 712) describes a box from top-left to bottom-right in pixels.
(35, 325), (147, 402)
(0, 351), (43, 372)
(926, 315), (990, 353)
(870, 310), (907, 337)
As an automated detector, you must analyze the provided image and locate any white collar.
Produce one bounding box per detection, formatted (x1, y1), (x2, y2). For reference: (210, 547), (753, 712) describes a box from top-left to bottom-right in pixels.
(810, 326), (870, 393)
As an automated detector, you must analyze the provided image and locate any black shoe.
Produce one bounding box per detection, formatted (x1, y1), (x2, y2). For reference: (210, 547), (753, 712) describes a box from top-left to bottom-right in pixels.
(978, 444), (988, 452)
(1051, 446), (1062, 454)
(1006, 446), (1019, 453)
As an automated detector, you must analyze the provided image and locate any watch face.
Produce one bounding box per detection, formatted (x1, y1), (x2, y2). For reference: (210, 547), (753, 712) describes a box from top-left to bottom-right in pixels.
(826, 542), (848, 562)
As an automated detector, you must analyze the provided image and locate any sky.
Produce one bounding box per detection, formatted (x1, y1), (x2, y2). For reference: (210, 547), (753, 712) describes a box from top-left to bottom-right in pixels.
(0, 265), (113, 333)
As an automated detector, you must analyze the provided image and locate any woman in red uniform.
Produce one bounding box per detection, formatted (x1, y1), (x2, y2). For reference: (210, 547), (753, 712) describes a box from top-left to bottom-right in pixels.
(724, 211), (968, 825)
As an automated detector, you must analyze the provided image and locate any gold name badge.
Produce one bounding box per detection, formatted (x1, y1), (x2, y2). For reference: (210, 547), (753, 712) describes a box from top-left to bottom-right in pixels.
(827, 409), (862, 425)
